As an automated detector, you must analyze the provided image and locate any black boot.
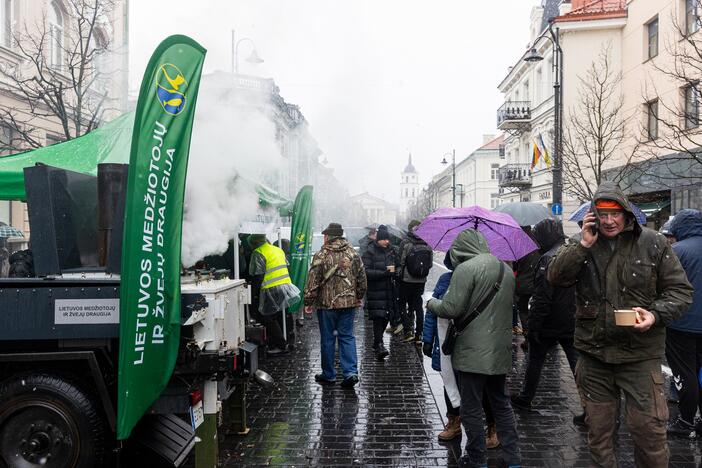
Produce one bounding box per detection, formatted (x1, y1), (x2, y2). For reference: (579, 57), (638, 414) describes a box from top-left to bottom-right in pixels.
(374, 343), (389, 360)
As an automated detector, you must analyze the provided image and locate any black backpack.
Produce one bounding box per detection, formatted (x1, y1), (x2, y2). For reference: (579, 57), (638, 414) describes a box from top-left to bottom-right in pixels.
(405, 243), (433, 278)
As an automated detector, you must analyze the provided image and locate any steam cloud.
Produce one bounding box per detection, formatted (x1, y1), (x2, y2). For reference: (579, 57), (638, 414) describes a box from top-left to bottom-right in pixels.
(180, 73), (284, 267)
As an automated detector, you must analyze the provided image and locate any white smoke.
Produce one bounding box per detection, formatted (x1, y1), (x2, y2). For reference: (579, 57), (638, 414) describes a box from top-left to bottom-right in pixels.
(180, 72), (284, 267)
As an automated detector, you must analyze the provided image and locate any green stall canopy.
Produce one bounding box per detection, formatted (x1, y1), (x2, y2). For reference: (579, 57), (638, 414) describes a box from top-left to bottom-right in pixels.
(0, 112), (293, 212)
(0, 112), (135, 201)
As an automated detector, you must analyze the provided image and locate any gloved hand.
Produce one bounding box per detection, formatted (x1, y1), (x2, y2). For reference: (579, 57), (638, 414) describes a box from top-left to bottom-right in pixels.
(422, 342), (433, 358)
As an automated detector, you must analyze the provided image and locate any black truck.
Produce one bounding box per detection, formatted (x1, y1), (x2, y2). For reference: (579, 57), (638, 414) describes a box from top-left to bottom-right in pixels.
(0, 164), (258, 468)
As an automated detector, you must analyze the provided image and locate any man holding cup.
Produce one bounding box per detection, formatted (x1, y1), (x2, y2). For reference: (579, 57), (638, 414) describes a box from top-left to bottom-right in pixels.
(548, 181), (693, 467)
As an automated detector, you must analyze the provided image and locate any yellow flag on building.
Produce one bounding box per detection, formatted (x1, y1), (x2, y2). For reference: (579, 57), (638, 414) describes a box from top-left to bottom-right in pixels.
(538, 133), (552, 167)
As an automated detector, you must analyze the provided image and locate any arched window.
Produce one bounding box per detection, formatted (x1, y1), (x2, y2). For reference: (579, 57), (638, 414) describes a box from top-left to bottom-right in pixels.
(49, 1), (63, 68)
(93, 27), (109, 90)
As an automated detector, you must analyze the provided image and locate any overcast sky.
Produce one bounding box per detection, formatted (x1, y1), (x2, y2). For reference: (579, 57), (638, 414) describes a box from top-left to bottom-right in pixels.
(129, 1), (537, 203)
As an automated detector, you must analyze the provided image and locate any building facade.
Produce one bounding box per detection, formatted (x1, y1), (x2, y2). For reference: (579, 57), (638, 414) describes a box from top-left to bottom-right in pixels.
(414, 135), (504, 217)
(0, 0), (130, 234)
(497, 1), (560, 211)
(554, 0), (702, 225)
(349, 192), (398, 226)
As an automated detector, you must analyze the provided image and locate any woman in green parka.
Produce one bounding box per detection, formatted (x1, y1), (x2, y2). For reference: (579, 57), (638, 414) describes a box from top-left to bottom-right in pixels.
(426, 229), (520, 468)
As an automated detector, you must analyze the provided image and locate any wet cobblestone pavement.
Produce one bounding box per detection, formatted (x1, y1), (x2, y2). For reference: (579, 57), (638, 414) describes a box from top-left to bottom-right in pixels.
(218, 312), (702, 467)
(218, 257), (702, 467)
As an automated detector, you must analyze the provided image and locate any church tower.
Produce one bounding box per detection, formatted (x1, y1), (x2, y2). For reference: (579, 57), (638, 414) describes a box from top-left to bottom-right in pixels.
(400, 154), (419, 219)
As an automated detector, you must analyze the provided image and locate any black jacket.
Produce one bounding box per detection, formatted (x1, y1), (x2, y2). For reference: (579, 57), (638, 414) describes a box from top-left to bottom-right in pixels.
(362, 241), (400, 320)
(514, 242), (540, 296)
(528, 219), (575, 338)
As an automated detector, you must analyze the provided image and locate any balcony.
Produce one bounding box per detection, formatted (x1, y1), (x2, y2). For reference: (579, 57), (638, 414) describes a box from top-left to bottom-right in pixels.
(497, 101), (531, 130)
(498, 163), (532, 188)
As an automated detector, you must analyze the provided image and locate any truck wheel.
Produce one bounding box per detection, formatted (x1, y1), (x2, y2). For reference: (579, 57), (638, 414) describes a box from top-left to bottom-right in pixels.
(0, 373), (105, 468)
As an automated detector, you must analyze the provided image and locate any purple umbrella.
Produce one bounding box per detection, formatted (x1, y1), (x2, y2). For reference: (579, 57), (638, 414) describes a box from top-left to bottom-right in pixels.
(414, 206), (538, 261)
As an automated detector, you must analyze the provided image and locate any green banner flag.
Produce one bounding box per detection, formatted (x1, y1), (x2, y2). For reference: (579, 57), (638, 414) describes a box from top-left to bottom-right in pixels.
(117, 35), (206, 439)
(288, 185), (314, 312)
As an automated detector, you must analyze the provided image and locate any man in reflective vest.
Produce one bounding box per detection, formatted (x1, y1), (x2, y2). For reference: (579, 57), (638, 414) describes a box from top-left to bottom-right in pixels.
(249, 234), (301, 355)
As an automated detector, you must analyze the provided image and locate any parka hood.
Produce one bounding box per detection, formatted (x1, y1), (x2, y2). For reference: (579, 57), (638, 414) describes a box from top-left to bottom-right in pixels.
(592, 181), (640, 235)
(324, 237), (352, 252)
(671, 209), (702, 241)
(449, 229), (490, 267)
(532, 218), (565, 253)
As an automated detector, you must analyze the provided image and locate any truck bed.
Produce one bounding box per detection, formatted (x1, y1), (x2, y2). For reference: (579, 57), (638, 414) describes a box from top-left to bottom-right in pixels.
(0, 278), (121, 340)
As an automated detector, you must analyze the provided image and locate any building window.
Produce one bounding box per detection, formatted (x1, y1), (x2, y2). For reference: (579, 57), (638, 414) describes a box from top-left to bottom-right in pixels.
(686, 0), (700, 35)
(412, 188), (415, 197)
(646, 100), (658, 140)
(45, 133), (63, 146)
(49, 1), (64, 69)
(684, 83), (700, 129)
(491, 163), (499, 180)
(490, 193), (499, 209)
(647, 17), (659, 59)
(498, 145), (505, 159)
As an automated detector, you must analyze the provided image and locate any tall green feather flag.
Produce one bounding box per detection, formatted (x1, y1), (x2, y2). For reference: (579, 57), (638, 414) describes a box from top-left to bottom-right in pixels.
(117, 35), (206, 439)
(288, 185), (314, 312)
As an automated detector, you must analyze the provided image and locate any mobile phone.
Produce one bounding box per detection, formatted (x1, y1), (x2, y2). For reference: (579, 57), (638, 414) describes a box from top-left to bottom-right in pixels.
(589, 202), (600, 235)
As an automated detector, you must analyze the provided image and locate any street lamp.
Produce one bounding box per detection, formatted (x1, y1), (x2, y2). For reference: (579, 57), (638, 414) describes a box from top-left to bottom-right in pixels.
(440, 149), (456, 207)
(231, 30), (264, 75)
(523, 21), (563, 209)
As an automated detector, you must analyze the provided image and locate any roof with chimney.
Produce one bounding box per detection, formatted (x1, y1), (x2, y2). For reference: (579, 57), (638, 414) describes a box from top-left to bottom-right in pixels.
(555, 0), (627, 22)
(403, 154), (417, 174)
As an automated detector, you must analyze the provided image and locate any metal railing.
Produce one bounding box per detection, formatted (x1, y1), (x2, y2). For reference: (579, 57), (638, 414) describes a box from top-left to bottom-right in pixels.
(497, 101), (531, 128)
(498, 163), (532, 187)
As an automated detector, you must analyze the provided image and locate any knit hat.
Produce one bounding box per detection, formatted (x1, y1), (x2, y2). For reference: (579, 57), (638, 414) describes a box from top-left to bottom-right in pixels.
(322, 222), (344, 237)
(376, 225), (390, 241)
(408, 219), (421, 231)
(595, 200), (623, 210)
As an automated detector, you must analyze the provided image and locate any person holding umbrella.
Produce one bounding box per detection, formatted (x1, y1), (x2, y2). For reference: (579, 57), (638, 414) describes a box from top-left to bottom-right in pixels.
(426, 229), (520, 468)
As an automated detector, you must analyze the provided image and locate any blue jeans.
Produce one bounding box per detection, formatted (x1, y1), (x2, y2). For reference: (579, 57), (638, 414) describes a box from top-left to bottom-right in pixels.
(317, 307), (358, 380)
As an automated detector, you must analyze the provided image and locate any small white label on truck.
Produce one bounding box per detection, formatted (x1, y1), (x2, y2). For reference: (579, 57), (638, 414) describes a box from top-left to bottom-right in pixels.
(54, 299), (120, 324)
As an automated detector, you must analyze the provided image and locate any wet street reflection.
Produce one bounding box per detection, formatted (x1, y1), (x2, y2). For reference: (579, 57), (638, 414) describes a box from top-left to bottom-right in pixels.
(220, 259), (702, 467)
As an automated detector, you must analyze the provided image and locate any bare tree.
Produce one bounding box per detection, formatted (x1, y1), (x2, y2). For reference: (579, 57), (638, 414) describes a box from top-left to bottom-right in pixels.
(562, 44), (637, 202)
(637, 0), (702, 184)
(0, 0), (116, 153)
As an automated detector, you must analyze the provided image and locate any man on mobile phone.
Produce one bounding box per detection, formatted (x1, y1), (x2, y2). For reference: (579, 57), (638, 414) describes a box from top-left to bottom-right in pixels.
(548, 181), (693, 467)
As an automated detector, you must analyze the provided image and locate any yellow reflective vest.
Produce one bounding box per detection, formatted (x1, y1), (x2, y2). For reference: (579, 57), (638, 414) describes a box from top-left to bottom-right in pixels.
(255, 243), (292, 290)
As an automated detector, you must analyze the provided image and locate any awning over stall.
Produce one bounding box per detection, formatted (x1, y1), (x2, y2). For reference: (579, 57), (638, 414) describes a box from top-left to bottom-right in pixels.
(0, 112), (135, 201)
(0, 112), (293, 213)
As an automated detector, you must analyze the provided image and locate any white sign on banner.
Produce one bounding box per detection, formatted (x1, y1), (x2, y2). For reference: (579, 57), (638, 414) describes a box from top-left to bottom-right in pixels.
(55, 299), (120, 325)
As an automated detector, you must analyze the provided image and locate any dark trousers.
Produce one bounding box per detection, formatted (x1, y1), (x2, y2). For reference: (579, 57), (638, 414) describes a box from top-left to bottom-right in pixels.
(261, 312), (294, 349)
(457, 371), (520, 466)
(666, 328), (702, 423)
(516, 294), (530, 332)
(372, 317), (389, 348)
(519, 335), (579, 402)
(400, 281), (425, 337)
(445, 388), (460, 417)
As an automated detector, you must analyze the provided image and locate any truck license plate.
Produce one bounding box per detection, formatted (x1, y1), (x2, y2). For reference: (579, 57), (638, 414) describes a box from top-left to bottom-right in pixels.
(190, 401), (204, 429)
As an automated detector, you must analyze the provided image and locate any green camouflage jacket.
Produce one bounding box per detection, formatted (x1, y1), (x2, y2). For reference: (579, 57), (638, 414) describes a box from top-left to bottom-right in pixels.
(548, 182), (693, 363)
(304, 237), (367, 310)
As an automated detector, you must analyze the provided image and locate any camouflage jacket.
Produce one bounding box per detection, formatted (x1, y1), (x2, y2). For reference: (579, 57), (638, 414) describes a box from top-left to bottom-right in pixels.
(304, 237), (367, 310)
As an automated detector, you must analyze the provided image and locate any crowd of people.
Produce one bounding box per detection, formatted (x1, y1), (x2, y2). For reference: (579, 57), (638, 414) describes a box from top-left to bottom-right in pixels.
(248, 181), (702, 468)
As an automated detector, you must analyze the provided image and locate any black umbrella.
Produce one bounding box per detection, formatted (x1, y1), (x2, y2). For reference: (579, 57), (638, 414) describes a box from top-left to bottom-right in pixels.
(365, 223), (406, 243)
